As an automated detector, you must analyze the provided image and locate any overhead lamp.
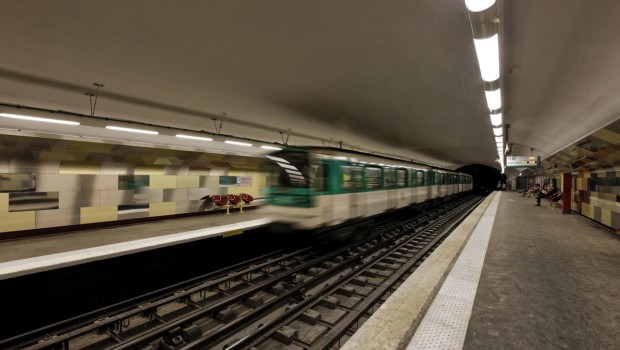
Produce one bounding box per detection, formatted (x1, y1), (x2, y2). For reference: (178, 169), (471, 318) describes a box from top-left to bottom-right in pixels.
(225, 140), (252, 147)
(261, 145), (282, 150)
(493, 127), (502, 137)
(490, 112), (502, 126)
(485, 88), (501, 110)
(105, 126), (158, 135)
(474, 34), (500, 82)
(0, 113), (80, 126)
(495, 136), (502, 142)
(175, 134), (213, 141)
(464, 0), (495, 12)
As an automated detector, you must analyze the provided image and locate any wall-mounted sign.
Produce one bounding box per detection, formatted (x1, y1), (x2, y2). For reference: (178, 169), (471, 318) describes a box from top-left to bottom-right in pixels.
(506, 156), (539, 168)
(219, 176), (253, 186)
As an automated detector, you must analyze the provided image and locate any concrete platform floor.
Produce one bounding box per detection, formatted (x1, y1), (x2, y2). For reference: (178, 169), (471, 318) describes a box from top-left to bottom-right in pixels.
(464, 191), (620, 349)
(0, 208), (266, 263)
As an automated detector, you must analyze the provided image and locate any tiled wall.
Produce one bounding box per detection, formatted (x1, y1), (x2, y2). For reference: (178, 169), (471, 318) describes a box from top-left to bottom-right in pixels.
(0, 158), (269, 234)
(575, 167), (620, 230)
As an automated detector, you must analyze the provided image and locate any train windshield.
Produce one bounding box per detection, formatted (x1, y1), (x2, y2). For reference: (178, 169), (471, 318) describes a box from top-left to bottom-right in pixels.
(266, 151), (313, 189)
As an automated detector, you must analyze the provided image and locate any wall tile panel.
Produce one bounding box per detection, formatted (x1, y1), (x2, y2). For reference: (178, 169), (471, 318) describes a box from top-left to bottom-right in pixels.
(59, 191), (100, 208)
(81, 205), (118, 224)
(0, 193), (8, 212)
(80, 175), (118, 190)
(36, 208), (80, 228)
(188, 188), (210, 200)
(10, 160), (60, 174)
(0, 211), (36, 233)
(59, 162), (101, 174)
(177, 176), (199, 188)
(150, 175), (176, 189)
(100, 190), (134, 206)
(149, 202), (176, 217)
(134, 188), (163, 204)
(101, 162), (134, 175)
(176, 200), (201, 214)
(0, 158), (9, 172)
(163, 189), (188, 202)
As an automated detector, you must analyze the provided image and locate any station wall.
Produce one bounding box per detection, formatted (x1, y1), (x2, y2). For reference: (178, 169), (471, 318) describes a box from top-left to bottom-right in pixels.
(0, 152), (269, 235)
(572, 167), (620, 231)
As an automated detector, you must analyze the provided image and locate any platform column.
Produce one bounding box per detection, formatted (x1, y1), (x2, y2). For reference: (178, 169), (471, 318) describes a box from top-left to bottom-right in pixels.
(562, 173), (572, 214)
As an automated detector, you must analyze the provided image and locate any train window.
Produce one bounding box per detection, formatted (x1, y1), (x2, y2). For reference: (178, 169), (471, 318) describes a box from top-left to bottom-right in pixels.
(397, 169), (407, 187)
(416, 170), (425, 186)
(340, 165), (363, 190)
(384, 168), (396, 188)
(365, 167), (382, 189)
(313, 163), (326, 192)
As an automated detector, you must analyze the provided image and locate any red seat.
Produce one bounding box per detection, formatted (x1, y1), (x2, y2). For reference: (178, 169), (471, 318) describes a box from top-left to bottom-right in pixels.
(227, 194), (241, 204)
(212, 195), (228, 206)
(240, 193), (254, 204)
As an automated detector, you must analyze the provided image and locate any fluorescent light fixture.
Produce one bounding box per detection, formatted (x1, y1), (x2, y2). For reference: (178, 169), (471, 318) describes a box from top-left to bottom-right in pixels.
(175, 134), (213, 141)
(493, 127), (503, 136)
(490, 112), (502, 126)
(474, 34), (500, 82)
(495, 136), (503, 142)
(261, 145), (282, 150)
(334, 156), (348, 160)
(225, 140), (252, 147)
(485, 88), (501, 110)
(0, 113), (79, 125)
(105, 126), (158, 135)
(464, 0), (495, 12)
(497, 142), (504, 148)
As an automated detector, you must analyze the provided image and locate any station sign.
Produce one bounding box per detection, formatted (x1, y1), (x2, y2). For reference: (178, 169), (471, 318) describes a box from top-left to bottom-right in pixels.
(506, 156), (539, 168)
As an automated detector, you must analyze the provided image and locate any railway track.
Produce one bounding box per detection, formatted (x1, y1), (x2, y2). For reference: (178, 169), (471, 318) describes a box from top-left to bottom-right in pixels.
(3, 195), (483, 350)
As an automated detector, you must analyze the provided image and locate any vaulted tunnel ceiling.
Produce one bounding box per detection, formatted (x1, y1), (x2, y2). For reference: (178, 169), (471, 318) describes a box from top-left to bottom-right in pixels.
(1, 1), (619, 170)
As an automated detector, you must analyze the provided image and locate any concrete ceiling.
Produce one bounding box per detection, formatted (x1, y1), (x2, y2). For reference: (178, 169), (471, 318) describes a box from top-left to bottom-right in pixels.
(1, 1), (619, 170)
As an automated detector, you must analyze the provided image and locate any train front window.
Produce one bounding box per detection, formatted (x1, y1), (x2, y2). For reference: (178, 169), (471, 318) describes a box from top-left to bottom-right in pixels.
(266, 152), (313, 188)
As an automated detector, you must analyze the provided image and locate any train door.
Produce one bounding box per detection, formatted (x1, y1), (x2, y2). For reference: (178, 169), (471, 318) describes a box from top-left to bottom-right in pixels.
(427, 171), (435, 200)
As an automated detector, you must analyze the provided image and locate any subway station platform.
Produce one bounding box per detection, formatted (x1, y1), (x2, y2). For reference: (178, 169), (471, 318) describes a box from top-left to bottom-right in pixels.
(1, 192), (618, 348)
(344, 191), (620, 350)
(0, 208), (270, 280)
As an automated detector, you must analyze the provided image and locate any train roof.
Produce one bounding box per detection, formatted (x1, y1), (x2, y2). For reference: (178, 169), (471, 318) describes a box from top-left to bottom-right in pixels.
(271, 146), (470, 176)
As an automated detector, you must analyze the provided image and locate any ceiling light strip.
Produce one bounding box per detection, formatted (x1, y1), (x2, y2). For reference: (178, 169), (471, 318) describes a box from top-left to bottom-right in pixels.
(0, 113), (79, 126)
(105, 126), (158, 135)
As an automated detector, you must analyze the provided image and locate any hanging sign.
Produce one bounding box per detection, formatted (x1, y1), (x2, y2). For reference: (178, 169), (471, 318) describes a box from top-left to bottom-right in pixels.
(506, 156), (539, 168)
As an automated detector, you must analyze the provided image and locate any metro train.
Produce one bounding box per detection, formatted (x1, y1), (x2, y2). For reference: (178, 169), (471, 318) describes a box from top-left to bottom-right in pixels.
(264, 147), (473, 231)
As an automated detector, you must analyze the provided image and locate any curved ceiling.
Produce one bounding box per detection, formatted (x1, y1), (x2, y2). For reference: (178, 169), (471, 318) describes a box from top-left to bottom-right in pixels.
(0, 1), (619, 170)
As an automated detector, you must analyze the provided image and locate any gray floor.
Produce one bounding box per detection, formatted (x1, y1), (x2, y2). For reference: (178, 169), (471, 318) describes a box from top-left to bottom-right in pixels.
(0, 208), (265, 262)
(464, 191), (620, 349)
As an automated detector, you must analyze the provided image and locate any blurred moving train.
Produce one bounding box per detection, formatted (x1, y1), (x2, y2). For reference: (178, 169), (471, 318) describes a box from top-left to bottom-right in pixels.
(264, 147), (473, 231)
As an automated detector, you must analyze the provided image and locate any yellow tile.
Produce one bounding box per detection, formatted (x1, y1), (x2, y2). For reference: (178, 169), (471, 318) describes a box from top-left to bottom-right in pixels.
(0, 211), (36, 233)
(0, 193), (8, 212)
(188, 168), (210, 176)
(177, 176), (199, 188)
(40, 150), (87, 161)
(81, 205), (118, 224)
(150, 202), (176, 217)
(601, 208), (612, 227)
(581, 202), (592, 218)
(150, 175), (176, 188)
(60, 162), (101, 174)
(135, 165), (165, 175)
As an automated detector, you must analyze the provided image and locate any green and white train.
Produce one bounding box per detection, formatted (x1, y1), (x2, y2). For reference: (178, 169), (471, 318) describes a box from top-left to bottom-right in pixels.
(264, 147), (473, 230)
